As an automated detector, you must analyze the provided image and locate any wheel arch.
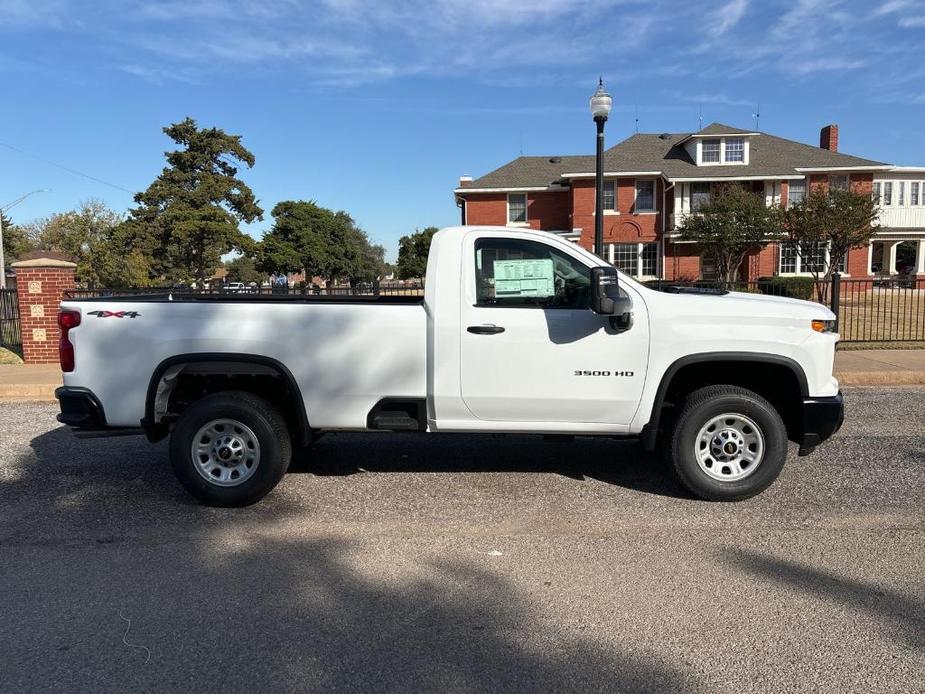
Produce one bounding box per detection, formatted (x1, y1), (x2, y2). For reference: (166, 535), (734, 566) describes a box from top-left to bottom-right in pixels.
(142, 353), (311, 446)
(641, 352), (809, 451)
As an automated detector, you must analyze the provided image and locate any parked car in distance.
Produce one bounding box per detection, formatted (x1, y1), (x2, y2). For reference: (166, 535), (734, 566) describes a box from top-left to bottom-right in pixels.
(55, 226), (843, 507)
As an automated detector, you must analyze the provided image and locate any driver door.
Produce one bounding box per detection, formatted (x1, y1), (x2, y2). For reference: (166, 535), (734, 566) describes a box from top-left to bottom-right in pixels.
(459, 234), (648, 426)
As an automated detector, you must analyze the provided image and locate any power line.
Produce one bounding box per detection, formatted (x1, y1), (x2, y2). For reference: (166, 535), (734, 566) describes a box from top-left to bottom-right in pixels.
(0, 140), (135, 195)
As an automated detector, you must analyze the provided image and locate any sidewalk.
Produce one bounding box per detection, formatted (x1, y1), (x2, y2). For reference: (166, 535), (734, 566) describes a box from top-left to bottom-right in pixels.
(2, 351), (924, 403)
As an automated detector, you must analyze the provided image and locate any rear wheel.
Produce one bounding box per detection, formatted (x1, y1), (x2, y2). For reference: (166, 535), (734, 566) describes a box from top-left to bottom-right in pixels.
(668, 385), (787, 501)
(169, 391), (291, 507)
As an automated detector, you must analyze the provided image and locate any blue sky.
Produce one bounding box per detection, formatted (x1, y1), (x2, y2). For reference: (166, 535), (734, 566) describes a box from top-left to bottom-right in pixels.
(1, 0), (923, 260)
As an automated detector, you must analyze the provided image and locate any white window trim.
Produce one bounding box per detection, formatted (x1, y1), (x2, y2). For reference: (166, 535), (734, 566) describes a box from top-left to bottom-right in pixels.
(778, 241), (848, 276)
(506, 193), (528, 226)
(607, 241), (660, 279)
(786, 178), (807, 209)
(634, 178), (657, 213)
(602, 180), (619, 215)
(696, 136), (749, 166)
(723, 137), (746, 164)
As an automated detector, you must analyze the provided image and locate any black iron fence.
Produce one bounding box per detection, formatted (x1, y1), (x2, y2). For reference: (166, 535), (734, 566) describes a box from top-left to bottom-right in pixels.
(648, 275), (925, 344)
(63, 281), (425, 301)
(57, 275), (925, 345)
(0, 288), (21, 351)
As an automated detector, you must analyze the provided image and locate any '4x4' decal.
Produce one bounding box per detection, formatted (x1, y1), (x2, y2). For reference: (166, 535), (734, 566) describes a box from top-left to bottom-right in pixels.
(87, 310), (140, 318)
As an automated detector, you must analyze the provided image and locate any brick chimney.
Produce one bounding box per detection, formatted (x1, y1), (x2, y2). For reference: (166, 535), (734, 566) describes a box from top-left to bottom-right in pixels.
(458, 175), (473, 188)
(820, 124), (838, 152)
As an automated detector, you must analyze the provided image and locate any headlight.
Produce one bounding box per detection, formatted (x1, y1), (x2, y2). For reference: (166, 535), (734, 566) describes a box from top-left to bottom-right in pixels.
(811, 319), (837, 333)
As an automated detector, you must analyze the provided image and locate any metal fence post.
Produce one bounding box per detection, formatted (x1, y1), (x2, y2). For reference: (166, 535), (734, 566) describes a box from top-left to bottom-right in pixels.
(830, 271), (841, 333)
(373, 278), (380, 297)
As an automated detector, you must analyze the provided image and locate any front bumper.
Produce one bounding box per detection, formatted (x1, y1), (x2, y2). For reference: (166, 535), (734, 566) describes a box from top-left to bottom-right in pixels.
(798, 390), (844, 455)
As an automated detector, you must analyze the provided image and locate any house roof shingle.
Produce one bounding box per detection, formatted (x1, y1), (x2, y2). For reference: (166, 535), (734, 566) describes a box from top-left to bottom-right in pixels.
(459, 122), (888, 191)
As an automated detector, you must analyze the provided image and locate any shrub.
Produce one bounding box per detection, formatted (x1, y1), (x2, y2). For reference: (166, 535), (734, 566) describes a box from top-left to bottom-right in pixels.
(756, 276), (816, 301)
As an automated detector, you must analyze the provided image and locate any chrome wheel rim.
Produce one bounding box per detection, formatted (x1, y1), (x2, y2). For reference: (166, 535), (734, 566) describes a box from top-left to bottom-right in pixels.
(694, 413), (764, 482)
(191, 419), (261, 487)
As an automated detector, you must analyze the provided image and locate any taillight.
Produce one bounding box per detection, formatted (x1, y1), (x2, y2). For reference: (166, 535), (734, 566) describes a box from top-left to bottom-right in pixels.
(58, 310), (80, 372)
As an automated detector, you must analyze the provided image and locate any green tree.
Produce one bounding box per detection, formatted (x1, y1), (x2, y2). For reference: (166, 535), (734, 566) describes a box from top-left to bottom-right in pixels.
(123, 117), (263, 286)
(26, 200), (150, 288)
(396, 226), (438, 279)
(780, 187), (880, 301)
(1, 211), (33, 265)
(225, 254), (264, 285)
(258, 201), (385, 286)
(677, 185), (781, 283)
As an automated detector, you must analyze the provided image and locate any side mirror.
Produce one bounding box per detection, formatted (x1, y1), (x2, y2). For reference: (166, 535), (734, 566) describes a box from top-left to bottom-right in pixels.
(590, 266), (633, 330)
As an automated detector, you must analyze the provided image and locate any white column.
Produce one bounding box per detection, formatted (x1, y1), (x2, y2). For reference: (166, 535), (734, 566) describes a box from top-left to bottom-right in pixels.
(888, 242), (900, 274)
(867, 242), (873, 276)
(917, 239), (925, 274)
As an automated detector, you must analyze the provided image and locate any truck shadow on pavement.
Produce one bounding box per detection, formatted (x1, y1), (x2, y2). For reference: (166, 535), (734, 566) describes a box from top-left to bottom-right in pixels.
(1, 424), (697, 692)
(292, 432), (691, 499)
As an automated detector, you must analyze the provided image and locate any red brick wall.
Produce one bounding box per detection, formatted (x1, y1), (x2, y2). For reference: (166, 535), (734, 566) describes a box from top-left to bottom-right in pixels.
(662, 242), (701, 281)
(463, 191), (569, 230)
(572, 177), (662, 251)
(12, 262), (76, 364)
(463, 193), (507, 226)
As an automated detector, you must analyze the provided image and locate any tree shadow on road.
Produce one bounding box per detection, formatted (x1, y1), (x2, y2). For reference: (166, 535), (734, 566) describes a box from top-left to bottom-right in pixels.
(723, 548), (924, 651)
(0, 423), (698, 692)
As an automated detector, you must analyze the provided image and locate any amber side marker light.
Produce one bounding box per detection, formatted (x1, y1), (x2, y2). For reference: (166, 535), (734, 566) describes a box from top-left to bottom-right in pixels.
(811, 319), (836, 333)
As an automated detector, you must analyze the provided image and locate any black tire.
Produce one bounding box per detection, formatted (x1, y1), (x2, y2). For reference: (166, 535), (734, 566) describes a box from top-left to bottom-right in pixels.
(667, 385), (787, 501)
(169, 391), (291, 507)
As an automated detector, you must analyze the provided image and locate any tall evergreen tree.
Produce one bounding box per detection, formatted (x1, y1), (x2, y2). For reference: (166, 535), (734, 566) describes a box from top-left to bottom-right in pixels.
(123, 118), (262, 286)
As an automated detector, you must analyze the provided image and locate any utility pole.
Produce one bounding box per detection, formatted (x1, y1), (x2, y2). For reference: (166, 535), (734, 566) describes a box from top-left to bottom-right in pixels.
(1, 189), (50, 288)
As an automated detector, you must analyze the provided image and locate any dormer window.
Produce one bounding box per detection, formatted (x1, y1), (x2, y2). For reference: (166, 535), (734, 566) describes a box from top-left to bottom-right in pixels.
(702, 140), (720, 163)
(724, 138), (744, 163)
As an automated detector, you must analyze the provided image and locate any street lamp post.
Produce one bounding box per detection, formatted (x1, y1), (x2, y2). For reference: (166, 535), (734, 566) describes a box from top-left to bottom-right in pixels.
(1, 189), (50, 289)
(589, 78), (613, 259)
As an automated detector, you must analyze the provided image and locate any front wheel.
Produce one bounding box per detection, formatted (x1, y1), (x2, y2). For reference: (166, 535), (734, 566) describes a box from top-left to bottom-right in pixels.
(668, 385), (787, 501)
(169, 391), (291, 507)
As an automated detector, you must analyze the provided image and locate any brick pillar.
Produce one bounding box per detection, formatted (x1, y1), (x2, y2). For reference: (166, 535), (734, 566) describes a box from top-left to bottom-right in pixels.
(10, 256), (77, 364)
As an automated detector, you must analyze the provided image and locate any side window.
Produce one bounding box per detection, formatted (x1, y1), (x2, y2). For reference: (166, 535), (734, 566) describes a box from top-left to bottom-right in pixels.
(475, 238), (591, 308)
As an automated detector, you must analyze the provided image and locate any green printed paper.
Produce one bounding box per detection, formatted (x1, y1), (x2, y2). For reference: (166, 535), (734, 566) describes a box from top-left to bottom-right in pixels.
(493, 258), (555, 297)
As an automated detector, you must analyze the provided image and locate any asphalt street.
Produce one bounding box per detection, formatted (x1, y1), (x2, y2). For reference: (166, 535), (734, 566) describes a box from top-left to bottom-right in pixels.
(1, 387), (923, 693)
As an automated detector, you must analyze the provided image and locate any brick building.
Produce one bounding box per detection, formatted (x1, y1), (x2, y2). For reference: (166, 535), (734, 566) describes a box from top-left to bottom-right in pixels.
(455, 123), (925, 281)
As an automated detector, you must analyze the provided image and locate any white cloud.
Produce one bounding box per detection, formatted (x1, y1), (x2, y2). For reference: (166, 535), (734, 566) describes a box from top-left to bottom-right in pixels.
(899, 16), (925, 27)
(712, 0), (749, 34)
(792, 57), (866, 74)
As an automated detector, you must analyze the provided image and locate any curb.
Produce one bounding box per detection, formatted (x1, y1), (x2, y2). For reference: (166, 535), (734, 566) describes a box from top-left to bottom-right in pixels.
(0, 385), (58, 402)
(834, 371), (925, 386)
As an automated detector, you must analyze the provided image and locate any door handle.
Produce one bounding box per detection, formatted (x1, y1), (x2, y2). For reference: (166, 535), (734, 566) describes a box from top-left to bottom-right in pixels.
(467, 324), (505, 335)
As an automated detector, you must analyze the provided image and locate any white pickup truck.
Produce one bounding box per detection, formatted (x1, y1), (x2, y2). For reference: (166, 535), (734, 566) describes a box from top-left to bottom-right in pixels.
(56, 226), (843, 506)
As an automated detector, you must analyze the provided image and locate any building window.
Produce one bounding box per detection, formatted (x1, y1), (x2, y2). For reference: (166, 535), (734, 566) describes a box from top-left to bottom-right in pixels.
(779, 241), (845, 275)
(873, 182), (881, 203)
(635, 179), (655, 211)
(690, 182), (711, 211)
(602, 181), (616, 211)
(507, 193), (527, 223)
(702, 139), (720, 163)
(779, 243), (798, 274)
(724, 137), (744, 163)
(898, 182), (904, 206)
(829, 175), (849, 190)
(609, 242), (659, 278)
(788, 179), (806, 207)
(882, 182), (893, 205)
(912, 182), (920, 206)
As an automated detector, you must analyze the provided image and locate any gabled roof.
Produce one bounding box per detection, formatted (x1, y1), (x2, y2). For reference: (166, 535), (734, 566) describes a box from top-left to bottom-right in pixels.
(458, 123), (889, 191)
(458, 154), (592, 190)
(688, 122), (758, 137)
